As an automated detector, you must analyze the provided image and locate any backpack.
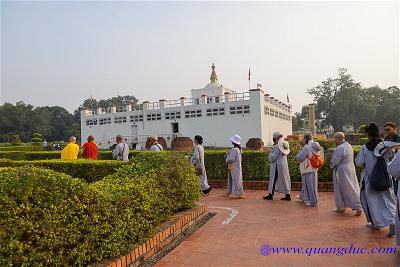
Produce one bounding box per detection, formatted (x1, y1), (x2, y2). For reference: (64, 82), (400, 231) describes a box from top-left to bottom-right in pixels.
(370, 156), (392, 191)
(309, 154), (324, 169)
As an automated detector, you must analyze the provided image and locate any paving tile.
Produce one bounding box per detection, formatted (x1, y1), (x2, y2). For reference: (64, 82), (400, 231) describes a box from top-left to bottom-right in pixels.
(154, 189), (399, 267)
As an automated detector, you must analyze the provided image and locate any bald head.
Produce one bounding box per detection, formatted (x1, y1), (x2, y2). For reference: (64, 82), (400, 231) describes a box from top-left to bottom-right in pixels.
(69, 136), (76, 143)
(333, 132), (345, 145)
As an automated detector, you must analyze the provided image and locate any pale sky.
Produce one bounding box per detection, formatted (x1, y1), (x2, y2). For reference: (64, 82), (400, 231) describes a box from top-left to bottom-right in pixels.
(1, 1), (399, 113)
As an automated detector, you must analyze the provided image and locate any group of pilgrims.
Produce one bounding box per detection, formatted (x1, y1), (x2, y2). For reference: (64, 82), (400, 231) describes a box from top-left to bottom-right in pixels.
(60, 121), (400, 244)
(190, 122), (400, 244)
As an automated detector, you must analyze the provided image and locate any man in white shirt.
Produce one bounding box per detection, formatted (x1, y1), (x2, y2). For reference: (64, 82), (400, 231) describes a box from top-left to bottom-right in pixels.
(112, 135), (129, 161)
(148, 135), (163, 152)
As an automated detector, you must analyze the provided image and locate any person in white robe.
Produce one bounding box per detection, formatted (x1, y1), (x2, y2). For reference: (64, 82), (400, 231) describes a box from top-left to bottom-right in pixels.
(388, 148), (400, 244)
(263, 132), (291, 201)
(225, 134), (245, 199)
(330, 132), (362, 215)
(191, 135), (211, 195)
(355, 123), (396, 236)
(148, 135), (163, 152)
(296, 134), (322, 207)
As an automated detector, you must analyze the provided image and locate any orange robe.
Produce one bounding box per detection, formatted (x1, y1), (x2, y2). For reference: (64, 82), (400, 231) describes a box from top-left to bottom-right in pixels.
(82, 141), (98, 160)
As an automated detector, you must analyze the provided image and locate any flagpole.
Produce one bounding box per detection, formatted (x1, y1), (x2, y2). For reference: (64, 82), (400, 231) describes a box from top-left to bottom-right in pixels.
(248, 68), (251, 90)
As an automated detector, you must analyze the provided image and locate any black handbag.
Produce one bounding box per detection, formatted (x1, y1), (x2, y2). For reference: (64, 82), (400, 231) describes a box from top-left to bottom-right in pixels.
(370, 156), (392, 191)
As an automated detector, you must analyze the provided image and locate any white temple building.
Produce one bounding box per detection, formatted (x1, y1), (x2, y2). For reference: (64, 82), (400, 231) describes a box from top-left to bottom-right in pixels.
(81, 64), (292, 148)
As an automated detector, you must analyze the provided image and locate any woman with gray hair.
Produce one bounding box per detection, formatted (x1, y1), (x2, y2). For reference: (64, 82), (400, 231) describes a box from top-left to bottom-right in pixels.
(263, 132), (292, 201)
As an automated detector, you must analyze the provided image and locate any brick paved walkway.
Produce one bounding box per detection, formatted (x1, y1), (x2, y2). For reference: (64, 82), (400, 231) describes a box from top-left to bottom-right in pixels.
(155, 189), (400, 267)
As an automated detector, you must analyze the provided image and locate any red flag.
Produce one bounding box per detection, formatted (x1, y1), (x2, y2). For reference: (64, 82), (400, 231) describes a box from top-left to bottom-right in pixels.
(248, 68), (251, 81)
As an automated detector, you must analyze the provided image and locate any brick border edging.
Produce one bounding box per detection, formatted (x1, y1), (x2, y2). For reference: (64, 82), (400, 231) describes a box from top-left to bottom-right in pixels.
(208, 180), (334, 192)
(98, 204), (208, 267)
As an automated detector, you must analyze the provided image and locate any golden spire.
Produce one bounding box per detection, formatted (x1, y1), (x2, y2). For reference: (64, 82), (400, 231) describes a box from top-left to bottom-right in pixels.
(210, 63), (218, 83)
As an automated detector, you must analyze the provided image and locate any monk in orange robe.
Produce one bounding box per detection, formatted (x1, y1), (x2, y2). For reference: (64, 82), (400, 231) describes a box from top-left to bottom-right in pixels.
(82, 135), (98, 160)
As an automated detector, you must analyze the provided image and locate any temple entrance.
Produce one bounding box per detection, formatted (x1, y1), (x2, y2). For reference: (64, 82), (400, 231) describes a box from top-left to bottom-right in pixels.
(171, 123), (179, 134)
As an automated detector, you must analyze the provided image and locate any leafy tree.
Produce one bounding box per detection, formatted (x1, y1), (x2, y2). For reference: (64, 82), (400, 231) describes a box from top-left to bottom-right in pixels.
(307, 68), (399, 132)
(373, 86), (400, 126)
(0, 94), (139, 143)
(77, 95), (138, 111)
(292, 105), (309, 131)
(31, 133), (43, 145)
(10, 135), (21, 146)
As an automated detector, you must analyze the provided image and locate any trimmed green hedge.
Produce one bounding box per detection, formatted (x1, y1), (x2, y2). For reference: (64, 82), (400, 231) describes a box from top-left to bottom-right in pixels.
(0, 146), (361, 182)
(204, 149), (315, 181)
(0, 150), (144, 161)
(0, 152), (188, 183)
(0, 145), (45, 151)
(0, 153), (200, 265)
(0, 151), (61, 160)
(205, 147), (360, 182)
(0, 159), (127, 183)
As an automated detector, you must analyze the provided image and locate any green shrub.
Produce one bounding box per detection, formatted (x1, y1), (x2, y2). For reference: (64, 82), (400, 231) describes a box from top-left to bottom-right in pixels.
(31, 133), (42, 145)
(0, 151), (61, 160)
(0, 147), (364, 183)
(358, 125), (367, 134)
(0, 145), (44, 151)
(10, 135), (21, 146)
(85, 152), (201, 261)
(360, 138), (368, 145)
(96, 150), (143, 160)
(204, 148), (334, 182)
(0, 167), (100, 265)
(0, 143), (11, 147)
(0, 159), (126, 183)
(114, 152), (201, 212)
(0, 150), (143, 161)
(0, 153), (201, 265)
(317, 139), (336, 151)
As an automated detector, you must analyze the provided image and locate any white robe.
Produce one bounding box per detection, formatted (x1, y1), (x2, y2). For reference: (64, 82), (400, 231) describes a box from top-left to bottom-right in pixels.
(225, 147), (244, 196)
(190, 144), (210, 191)
(388, 151), (400, 245)
(330, 141), (362, 210)
(149, 144), (163, 152)
(267, 144), (291, 195)
(296, 145), (318, 205)
(355, 145), (396, 228)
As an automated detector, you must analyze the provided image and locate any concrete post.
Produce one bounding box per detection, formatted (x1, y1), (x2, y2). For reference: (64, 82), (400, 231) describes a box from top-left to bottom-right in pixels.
(308, 103), (316, 136)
